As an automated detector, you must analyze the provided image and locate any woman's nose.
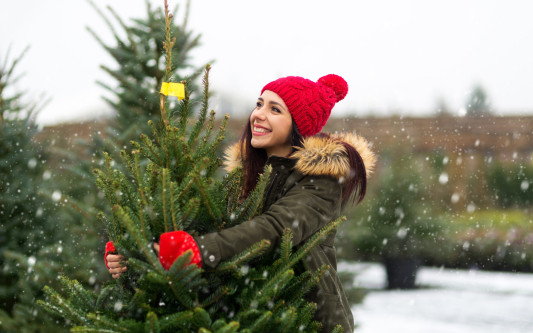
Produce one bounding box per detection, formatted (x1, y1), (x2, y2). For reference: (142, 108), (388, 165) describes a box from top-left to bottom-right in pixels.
(251, 106), (266, 120)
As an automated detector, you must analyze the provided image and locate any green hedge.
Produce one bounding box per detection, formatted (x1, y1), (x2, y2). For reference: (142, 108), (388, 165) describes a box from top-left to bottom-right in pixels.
(487, 161), (533, 209)
(426, 210), (533, 272)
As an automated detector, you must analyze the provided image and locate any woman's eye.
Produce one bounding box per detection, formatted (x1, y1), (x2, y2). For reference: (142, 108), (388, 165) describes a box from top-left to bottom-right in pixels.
(256, 102), (262, 108)
(272, 107), (281, 113)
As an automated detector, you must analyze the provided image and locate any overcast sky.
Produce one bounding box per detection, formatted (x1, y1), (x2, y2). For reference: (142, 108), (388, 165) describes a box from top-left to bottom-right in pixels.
(1, 0), (533, 126)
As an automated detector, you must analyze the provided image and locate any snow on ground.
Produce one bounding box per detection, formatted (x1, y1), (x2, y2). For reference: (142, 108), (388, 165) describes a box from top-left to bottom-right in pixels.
(338, 261), (533, 333)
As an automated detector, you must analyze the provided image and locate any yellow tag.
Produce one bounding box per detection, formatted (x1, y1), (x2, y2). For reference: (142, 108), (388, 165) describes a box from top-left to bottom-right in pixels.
(160, 82), (185, 99)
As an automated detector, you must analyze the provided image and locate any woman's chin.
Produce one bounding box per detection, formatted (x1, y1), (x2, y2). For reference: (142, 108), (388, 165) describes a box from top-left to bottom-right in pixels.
(251, 139), (268, 149)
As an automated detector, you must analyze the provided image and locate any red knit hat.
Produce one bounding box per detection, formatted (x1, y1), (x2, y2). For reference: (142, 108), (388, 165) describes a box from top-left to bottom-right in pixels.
(261, 74), (348, 137)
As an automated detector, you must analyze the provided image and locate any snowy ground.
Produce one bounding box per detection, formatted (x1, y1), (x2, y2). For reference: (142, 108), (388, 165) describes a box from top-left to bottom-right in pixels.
(338, 261), (533, 333)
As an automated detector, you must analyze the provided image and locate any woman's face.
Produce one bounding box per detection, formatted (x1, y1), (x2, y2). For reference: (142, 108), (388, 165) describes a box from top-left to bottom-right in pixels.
(250, 90), (293, 157)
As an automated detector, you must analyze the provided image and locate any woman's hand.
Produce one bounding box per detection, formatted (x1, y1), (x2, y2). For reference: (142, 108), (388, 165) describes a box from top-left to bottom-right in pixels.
(105, 241), (185, 278)
(106, 254), (127, 279)
(105, 243), (159, 279)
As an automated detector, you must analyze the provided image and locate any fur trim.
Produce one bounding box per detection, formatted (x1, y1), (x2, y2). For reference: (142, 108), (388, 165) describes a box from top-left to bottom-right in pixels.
(332, 132), (376, 177)
(222, 132), (376, 179)
(292, 136), (350, 179)
(222, 141), (244, 173)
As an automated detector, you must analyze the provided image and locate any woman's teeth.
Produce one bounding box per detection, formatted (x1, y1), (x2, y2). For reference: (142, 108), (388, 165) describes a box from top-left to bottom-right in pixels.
(254, 127), (270, 133)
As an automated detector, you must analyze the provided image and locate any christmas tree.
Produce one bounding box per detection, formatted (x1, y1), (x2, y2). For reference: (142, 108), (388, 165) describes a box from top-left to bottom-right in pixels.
(87, 0), (203, 144)
(37, 1), (345, 332)
(1, 2), (207, 331)
(52, 0), (208, 255)
(34, 0), (210, 302)
(0, 47), (70, 331)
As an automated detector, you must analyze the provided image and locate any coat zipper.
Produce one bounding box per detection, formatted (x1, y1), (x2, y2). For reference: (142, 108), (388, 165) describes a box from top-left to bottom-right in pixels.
(264, 171), (279, 207)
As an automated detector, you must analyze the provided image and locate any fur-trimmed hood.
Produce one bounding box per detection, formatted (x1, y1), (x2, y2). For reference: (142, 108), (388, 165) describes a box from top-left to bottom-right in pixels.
(223, 132), (376, 179)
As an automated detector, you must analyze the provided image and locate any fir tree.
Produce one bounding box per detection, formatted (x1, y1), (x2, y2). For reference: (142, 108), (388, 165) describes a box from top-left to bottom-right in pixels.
(38, 2), (345, 332)
(0, 2), (209, 331)
(38, 0), (210, 303)
(0, 47), (68, 331)
(87, 0), (203, 144)
(51, 0), (208, 260)
(465, 85), (491, 117)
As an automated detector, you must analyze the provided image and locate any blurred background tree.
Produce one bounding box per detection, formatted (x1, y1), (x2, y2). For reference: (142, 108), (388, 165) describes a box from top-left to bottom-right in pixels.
(0, 47), (67, 331)
(345, 145), (445, 288)
(486, 161), (533, 209)
(434, 96), (453, 117)
(466, 85), (491, 117)
(87, 0), (203, 144)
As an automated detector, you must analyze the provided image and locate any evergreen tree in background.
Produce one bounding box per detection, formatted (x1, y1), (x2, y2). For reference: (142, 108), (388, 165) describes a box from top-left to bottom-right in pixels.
(0, 47), (48, 258)
(465, 85), (491, 117)
(0, 48), (68, 331)
(347, 146), (444, 288)
(38, 2), (344, 332)
(486, 161), (533, 209)
(87, 0), (203, 144)
(350, 148), (427, 259)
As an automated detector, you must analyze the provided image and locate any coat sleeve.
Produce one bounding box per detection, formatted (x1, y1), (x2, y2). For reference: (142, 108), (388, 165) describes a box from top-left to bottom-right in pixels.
(195, 175), (343, 269)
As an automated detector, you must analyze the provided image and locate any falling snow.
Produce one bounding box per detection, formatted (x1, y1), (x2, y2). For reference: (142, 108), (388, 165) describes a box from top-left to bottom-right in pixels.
(51, 190), (61, 202)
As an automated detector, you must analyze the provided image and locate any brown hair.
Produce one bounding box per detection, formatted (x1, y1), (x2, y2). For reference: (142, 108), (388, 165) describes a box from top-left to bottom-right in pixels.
(240, 116), (304, 199)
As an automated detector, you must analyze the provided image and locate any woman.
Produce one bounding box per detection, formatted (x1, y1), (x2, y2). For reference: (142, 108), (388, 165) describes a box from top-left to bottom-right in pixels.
(106, 74), (376, 332)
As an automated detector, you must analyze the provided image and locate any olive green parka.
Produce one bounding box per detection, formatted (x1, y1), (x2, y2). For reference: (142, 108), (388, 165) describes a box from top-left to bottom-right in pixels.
(195, 132), (376, 333)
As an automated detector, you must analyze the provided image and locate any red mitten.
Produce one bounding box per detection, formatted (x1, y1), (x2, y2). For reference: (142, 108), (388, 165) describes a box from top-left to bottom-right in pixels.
(159, 231), (202, 270)
(104, 241), (116, 269)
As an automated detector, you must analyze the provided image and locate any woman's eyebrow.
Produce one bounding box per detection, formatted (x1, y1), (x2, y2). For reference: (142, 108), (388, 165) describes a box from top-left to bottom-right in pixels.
(268, 100), (287, 111)
(258, 97), (286, 111)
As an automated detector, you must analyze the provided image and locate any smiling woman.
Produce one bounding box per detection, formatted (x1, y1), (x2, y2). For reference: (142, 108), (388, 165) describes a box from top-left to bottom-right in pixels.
(208, 74), (375, 332)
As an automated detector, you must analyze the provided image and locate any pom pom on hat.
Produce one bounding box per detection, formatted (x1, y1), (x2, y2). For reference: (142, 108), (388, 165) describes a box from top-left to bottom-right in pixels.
(261, 74), (348, 137)
(318, 74), (348, 102)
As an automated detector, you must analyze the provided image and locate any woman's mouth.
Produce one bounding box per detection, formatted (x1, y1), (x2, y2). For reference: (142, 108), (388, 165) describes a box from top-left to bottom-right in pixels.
(252, 125), (271, 136)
